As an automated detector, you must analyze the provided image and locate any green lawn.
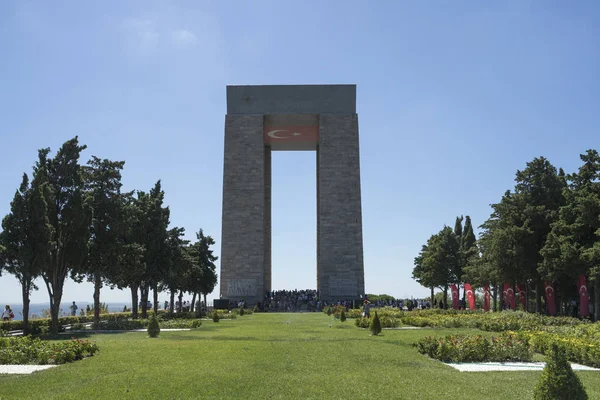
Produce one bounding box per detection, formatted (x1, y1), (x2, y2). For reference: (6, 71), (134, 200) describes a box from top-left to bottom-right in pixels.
(1, 313), (599, 399)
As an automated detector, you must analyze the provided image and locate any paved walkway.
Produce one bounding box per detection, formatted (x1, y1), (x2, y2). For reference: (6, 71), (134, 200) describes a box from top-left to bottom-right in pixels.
(445, 361), (600, 372)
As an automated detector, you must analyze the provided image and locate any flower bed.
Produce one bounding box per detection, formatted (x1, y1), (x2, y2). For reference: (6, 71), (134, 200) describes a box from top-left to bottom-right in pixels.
(354, 314), (401, 329)
(0, 336), (98, 365)
(415, 332), (533, 363)
(89, 318), (202, 331)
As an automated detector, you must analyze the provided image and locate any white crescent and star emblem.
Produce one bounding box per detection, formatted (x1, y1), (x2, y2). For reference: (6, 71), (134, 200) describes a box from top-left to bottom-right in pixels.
(267, 130), (302, 139)
(580, 285), (588, 296)
(546, 286), (554, 297)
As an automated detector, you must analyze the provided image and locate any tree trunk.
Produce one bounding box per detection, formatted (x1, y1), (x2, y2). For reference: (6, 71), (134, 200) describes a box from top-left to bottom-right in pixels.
(178, 290), (183, 313)
(50, 291), (63, 335)
(492, 284), (498, 312)
(203, 293), (208, 312)
(140, 284), (149, 319)
(443, 285), (448, 309)
(21, 280), (31, 335)
(153, 284), (159, 315)
(131, 285), (139, 319)
(169, 291), (175, 314)
(430, 286), (434, 306)
(525, 282), (529, 312)
(191, 293), (197, 313)
(93, 273), (101, 324)
(535, 281), (542, 314)
(499, 284), (504, 311)
(594, 277), (599, 322)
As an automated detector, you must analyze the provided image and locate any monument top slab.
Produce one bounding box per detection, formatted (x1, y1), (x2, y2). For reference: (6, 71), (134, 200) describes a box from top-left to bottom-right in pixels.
(226, 84), (356, 115)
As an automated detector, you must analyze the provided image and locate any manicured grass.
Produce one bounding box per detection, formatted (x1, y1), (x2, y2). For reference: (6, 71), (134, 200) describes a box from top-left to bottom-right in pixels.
(1, 313), (599, 399)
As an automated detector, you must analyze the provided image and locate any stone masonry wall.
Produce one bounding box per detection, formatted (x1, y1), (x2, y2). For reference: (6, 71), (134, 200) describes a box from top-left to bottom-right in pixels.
(317, 114), (365, 299)
(220, 114), (266, 302)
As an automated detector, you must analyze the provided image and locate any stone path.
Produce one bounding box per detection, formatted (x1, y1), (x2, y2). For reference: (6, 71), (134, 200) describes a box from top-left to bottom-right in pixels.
(445, 361), (599, 372)
(0, 365), (58, 375)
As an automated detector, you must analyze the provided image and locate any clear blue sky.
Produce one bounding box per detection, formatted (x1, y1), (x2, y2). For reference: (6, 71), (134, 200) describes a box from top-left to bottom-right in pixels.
(1, 1), (599, 306)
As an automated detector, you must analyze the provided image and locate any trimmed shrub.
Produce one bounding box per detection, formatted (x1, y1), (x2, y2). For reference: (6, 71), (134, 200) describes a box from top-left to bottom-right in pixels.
(147, 313), (160, 338)
(340, 310), (346, 323)
(370, 312), (382, 336)
(239, 308), (245, 316)
(415, 332), (532, 363)
(253, 305), (259, 313)
(0, 336), (98, 365)
(326, 307), (333, 316)
(212, 311), (220, 323)
(534, 344), (587, 400)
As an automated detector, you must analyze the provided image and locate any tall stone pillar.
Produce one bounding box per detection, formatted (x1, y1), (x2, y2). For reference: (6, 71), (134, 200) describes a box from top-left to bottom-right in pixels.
(220, 114), (266, 303)
(317, 114), (365, 299)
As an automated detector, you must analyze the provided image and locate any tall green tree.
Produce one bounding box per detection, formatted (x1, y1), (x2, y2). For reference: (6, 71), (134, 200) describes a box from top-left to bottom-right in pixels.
(137, 181), (170, 317)
(462, 216), (477, 261)
(541, 150), (600, 320)
(110, 191), (146, 319)
(161, 226), (190, 314)
(413, 226), (460, 308)
(74, 156), (125, 324)
(194, 229), (218, 308)
(0, 173), (52, 333)
(37, 137), (92, 333)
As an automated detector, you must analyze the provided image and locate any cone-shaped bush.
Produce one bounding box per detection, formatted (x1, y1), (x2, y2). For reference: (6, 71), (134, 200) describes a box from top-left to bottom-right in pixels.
(370, 312), (382, 336)
(212, 311), (220, 323)
(326, 307), (333, 316)
(147, 312), (160, 338)
(534, 344), (587, 400)
(239, 307), (245, 316)
(340, 310), (346, 323)
(253, 305), (259, 313)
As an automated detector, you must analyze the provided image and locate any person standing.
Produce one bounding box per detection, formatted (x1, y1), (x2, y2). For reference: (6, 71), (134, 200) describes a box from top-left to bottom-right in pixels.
(2, 305), (14, 321)
(362, 299), (371, 318)
(70, 301), (78, 316)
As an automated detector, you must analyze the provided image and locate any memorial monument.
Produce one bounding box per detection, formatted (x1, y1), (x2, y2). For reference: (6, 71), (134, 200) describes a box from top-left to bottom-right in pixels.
(220, 85), (364, 303)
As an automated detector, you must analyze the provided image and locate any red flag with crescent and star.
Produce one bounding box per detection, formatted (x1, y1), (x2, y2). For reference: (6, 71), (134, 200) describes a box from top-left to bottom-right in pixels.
(544, 281), (556, 316)
(483, 284), (491, 312)
(517, 283), (527, 310)
(464, 283), (476, 310)
(450, 284), (460, 310)
(503, 283), (516, 310)
(578, 275), (590, 317)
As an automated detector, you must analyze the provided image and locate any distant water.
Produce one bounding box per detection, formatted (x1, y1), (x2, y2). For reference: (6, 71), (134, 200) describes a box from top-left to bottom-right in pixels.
(4, 302), (130, 321)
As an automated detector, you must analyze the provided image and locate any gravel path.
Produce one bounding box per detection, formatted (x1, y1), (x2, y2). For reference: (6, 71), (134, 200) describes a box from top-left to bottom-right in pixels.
(66, 328), (192, 334)
(0, 365), (58, 375)
(445, 362), (599, 372)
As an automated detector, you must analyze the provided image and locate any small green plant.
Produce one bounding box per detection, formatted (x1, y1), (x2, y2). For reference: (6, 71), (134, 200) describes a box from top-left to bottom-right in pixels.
(340, 310), (346, 323)
(253, 305), (259, 313)
(534, 344), (587, 400)
(370, 312), (382, 336)
(212, 311), (220, 323)
(191, 320), (201, 328)
(147, 312), (160, 338)
(326, 307), (333, 316)
(239, 307), (245, 316)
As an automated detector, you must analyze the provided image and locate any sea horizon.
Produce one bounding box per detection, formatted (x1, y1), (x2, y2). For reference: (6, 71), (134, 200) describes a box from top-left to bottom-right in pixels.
(3, 302), (133, 321)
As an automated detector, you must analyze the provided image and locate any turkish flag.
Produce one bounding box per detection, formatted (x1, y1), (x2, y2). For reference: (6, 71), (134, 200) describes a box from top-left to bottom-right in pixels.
(483, 284), (491, 312)
(544, 281), (556, 316)
(579, 275), (590, 317)
(450, 284), (460, 310)
(464, 283), (476, 310)
(263, 125), (319, 144)
(517, 283), (527, 310)
(503, 283), (516, 310)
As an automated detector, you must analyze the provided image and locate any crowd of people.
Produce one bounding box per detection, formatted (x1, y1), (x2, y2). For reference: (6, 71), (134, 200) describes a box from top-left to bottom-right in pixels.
(251, 289), (357, 312)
